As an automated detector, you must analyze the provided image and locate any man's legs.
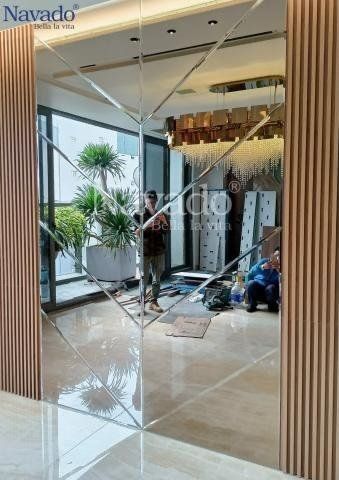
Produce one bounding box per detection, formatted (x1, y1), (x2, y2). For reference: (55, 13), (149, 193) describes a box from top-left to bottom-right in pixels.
(265, 284), (279, 312)
(149, 254), (165, 302)
(142, 256), (151, 299)
(247, 280), (266, 312)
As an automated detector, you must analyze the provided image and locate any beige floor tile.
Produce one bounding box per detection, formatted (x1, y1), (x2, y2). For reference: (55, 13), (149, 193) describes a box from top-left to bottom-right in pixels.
(148, 350), (280, 468)
(43, 298), (281, 469)
(43, 306), (142, 426)
(0, 390), (296, 480)
(0, 391), (134, 478)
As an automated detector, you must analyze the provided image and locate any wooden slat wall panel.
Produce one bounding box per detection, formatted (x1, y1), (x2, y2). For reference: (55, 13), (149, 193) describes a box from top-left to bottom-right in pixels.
(281, 1), (339, 479)
(0, 24), (41, 400)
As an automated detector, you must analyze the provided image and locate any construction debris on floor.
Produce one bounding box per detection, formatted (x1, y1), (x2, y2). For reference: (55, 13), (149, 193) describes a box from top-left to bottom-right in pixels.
(166, 316), (211, 338)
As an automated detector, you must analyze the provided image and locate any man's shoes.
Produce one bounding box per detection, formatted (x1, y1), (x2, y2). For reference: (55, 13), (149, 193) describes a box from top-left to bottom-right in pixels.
(268, 304), (279, 313)
(149, 301), (164, 313)
(246, 305), (257, 313)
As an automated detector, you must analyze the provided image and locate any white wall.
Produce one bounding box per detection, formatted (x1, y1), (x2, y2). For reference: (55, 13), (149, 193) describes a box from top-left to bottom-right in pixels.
(38, 79), (139, 133)
(37, 79), (162, 136)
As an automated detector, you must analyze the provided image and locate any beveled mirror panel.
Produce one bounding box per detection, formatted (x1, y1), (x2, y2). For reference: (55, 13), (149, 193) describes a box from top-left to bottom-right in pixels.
(140, 0), (286, 469)
(36, 0), (143, 427)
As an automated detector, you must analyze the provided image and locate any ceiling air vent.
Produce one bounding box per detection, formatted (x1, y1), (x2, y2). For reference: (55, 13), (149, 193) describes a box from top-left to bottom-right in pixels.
(209, 76), (284, 94)
(80, 64), (96, 70)
(176, 88), (196, 95)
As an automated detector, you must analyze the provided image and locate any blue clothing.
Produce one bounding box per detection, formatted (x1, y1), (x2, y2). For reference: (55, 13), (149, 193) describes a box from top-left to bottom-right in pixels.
(247, 258), (279, 287)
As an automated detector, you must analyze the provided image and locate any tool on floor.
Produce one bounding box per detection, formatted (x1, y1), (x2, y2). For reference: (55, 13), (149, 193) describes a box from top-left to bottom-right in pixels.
(202, 280), (233, 311)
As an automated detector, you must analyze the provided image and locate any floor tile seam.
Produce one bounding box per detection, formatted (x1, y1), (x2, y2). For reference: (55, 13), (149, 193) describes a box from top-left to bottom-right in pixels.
(142, 430), (284, 478)
(43, 422), (109, 471)
(143, 348), (278, 430)
(42, 407), (141, 472)
(42, 400), (140, 435)
(143, 346), (278, 393)
(45, 317), (142, 428)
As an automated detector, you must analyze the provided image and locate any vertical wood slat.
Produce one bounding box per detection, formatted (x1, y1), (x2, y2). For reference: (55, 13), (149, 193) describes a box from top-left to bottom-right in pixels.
(281, 1), (339, 479)
(0, 24), (41, 400)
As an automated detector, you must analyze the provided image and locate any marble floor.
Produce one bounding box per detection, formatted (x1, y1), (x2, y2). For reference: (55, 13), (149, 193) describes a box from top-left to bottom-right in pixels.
(144, 307), (280, 468)
(55, 278), (123, 304)
(43, 296), (281, 470)
(0, 390), (296, 480)
(43, 300), (142, 427)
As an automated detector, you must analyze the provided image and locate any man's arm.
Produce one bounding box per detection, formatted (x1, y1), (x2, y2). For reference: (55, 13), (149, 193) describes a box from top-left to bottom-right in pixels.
(247, 258), (268, 280)
(159, 213), (170, 233)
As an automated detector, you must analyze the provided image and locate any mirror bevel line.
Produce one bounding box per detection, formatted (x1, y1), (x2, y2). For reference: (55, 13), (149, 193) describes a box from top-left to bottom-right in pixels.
(141, 0), (265, 124)
(35, 36), (140, 127)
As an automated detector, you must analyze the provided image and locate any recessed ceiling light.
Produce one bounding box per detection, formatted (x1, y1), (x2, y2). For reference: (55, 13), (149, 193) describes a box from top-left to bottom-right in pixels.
(130, 37), (139, 42)
(167, 29), (176, 35)
(208, 20), (218, 26)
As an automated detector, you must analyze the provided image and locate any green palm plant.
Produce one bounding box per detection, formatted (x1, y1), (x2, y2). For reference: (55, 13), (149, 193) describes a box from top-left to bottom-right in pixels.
(73, 185), (104, 229)
(74, 143), (137, 255)
(77, 143), (125, 192)
(100, 208), (135, 252)
(108, 187), (137, 214)
(73, 185), (137, 253)
(99, 188), (137, 252)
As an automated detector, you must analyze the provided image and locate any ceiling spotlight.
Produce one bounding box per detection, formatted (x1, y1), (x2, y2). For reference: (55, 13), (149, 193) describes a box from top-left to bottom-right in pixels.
(208, 20), (218, 25)
(167, 29), (176, 35)
(130, 37), (139, 42)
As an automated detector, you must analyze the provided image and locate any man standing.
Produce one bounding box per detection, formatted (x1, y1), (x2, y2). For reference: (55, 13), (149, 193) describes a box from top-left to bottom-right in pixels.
(134, 190), (169, 313)
(246, 248), (280, 313)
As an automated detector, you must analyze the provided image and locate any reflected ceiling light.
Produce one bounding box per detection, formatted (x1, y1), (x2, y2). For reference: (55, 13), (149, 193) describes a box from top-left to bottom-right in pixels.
(167, 29), (176, 35)
(130, 37), (139, 42)
(208, 20), (218, 25)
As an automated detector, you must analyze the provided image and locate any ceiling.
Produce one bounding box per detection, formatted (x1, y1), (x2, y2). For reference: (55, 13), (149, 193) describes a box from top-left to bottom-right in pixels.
(35, 0), (287, 132)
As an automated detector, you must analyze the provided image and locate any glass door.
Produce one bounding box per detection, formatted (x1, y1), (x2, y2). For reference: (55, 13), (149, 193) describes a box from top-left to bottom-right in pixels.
(144, 137), (190, 272)
(38, 109), (55, 309)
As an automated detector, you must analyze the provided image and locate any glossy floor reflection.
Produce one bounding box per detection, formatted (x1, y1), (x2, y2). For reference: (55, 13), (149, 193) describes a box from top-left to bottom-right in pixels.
(43, 300), (142, 427)
(44, 299), (280, 468)
(0, 391), (296, 480)
(143, 307), (280, 469)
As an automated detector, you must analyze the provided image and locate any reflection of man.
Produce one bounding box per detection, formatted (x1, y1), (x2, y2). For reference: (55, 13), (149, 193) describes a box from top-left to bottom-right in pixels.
(134, 190), (169, 313)
(246, 248), (280, 313)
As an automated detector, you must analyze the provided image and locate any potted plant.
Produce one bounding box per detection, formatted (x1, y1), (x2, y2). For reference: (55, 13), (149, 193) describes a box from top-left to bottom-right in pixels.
(73, 143), (137, 282)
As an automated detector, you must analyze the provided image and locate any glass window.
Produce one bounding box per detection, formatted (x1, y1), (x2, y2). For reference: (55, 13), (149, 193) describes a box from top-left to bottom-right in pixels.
(39, 111), (139, 305)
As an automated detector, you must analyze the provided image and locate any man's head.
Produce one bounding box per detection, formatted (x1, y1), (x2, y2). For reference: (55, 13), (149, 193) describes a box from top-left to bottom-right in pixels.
(145, 190), (158, 210)
(270, 247), (280, 266)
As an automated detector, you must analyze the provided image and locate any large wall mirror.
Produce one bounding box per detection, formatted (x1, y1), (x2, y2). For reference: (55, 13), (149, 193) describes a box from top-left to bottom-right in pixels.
(36, 0), (286, 471)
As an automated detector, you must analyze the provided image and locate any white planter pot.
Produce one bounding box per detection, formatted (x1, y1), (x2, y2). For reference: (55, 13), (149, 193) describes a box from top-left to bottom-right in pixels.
(86, 245), (136, 282)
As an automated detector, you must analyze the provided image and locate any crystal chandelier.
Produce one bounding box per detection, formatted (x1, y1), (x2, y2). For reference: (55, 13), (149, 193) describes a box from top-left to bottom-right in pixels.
(172, 136), (284, 185)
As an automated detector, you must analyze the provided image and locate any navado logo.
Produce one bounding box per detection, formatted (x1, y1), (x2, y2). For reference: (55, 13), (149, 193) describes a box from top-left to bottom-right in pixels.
(1, 3), (79, 23)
